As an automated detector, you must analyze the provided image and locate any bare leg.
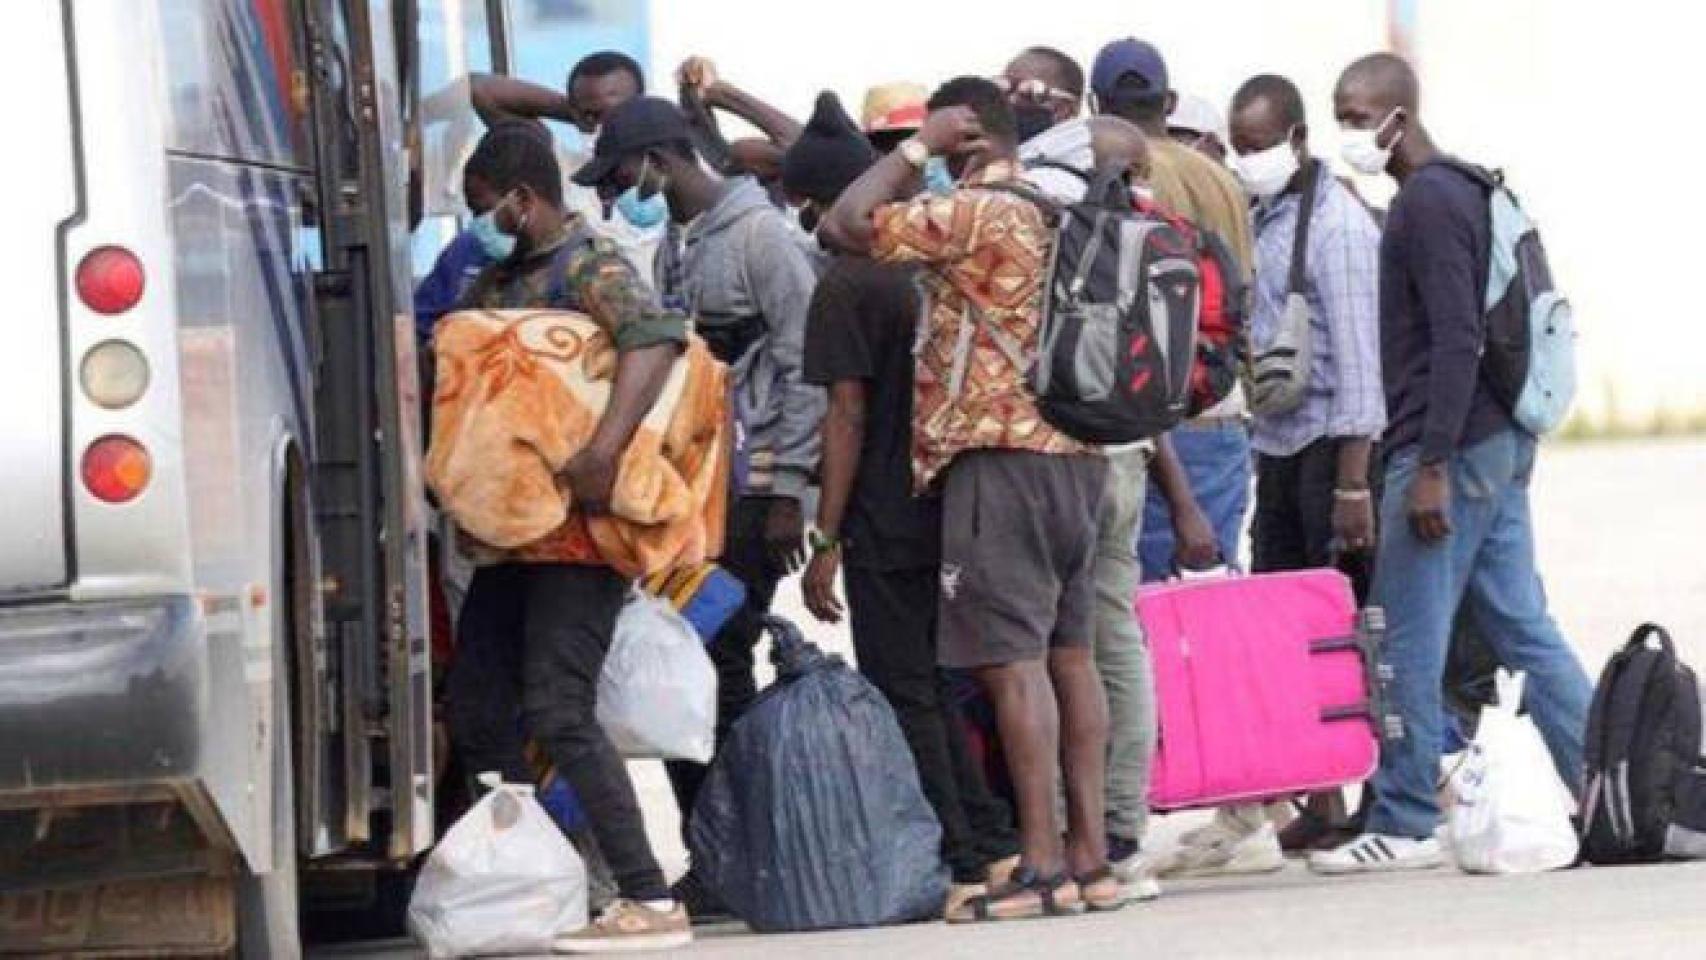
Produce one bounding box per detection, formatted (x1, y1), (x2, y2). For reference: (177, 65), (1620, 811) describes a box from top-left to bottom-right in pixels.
(974, 659), (1065, 876)
(1050, 646), (1110, 875)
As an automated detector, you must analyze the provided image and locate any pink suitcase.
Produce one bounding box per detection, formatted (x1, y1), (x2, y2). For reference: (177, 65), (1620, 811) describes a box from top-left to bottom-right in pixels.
(1137, 569), (1388, 811)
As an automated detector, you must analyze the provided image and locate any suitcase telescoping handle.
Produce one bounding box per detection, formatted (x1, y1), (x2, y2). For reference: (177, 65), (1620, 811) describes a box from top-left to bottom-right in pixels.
(1310, 607), (1402, 742)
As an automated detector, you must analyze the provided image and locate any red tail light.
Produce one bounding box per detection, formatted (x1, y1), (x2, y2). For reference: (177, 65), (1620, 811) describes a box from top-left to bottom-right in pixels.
(82, 435), (152, 503)
(76, 246), (145, 315)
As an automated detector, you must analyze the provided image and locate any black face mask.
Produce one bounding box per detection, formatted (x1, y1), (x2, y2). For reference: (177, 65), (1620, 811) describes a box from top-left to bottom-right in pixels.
(1014, 103), (1056, 144)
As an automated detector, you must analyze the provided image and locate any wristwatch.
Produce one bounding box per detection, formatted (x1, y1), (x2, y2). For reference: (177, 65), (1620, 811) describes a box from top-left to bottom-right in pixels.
(898, 137), (931, 170)
(807, 528), (841, 555)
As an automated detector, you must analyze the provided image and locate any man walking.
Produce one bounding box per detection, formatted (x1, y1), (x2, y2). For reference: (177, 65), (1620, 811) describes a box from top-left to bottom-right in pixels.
(1310, 53), (1593, 874)
(441, 125), (691, 952)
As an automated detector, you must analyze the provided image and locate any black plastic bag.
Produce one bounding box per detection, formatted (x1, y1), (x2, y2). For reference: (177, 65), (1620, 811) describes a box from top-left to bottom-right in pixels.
(688, 616), (948, 932)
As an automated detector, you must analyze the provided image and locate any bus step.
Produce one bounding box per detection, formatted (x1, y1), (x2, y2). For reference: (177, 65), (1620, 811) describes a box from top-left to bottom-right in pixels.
(0, 873), (234, 957)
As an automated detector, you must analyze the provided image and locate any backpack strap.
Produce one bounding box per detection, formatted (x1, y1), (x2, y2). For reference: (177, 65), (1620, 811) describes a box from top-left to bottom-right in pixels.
(945, 300), (1027, 402)
(1430, 156), (1502, 194)
(1286, 158), (1322, 296)
(979, 179), (1064, 225)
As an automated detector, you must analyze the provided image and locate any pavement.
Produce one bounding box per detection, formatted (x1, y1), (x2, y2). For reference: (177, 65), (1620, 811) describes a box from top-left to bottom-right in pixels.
(318, 855), (1706, 958)
(316, 439), (1706, 958)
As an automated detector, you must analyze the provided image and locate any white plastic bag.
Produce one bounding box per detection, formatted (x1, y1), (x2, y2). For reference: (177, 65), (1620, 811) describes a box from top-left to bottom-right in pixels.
(408, 776), (587, 958)
(596, 590), (718, 762)
(1447, 670), (1579, 874)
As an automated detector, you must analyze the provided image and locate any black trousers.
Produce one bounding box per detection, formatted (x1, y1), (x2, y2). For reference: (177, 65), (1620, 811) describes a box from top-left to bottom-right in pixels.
(1252, 437), (1375, 603)
(444, 563), (668, 901)
(845, 563), (1021, 884)
(666, 496), (786, 838)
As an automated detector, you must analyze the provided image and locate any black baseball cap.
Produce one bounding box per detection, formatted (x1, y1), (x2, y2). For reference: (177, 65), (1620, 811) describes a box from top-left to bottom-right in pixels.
(571, 96), (691, 187)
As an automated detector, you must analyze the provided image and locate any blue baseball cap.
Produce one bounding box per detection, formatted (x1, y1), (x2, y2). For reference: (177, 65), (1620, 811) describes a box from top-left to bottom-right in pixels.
(1091, 38), (1169, 101)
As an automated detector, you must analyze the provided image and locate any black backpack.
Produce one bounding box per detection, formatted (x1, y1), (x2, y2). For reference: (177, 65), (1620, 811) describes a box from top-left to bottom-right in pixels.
(981, 167), (1201, 445)
(1579, 624), (1706, 863)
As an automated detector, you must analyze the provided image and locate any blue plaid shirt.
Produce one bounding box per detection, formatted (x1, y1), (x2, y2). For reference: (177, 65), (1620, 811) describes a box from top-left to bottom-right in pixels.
(1249, 167), (1386, 457)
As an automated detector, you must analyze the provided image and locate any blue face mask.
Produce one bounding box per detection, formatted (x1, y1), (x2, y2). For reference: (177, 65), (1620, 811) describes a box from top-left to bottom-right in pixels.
(469, 207), (516, 261)
(614, 155), (670, 229)
(924, 156), (955, 196)
(615, 186), (669, 229)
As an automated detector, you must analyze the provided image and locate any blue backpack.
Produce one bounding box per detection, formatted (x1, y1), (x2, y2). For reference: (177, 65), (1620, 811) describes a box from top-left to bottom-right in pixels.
(1444, 161), (1577, 435)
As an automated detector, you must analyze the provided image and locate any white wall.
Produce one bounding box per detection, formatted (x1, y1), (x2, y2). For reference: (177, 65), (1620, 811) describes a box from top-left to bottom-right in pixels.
(648, 0), (1386, 161)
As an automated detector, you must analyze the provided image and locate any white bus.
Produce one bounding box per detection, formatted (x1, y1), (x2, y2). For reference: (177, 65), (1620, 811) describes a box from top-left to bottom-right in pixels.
(0, 0), (487, 953)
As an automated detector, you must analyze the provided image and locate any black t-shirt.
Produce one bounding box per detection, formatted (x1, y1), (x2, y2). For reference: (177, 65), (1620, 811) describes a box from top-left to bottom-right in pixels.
(802, 257), (940, 570)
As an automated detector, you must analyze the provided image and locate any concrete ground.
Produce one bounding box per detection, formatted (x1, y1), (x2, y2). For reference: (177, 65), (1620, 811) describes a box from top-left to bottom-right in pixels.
(321, 856), (1706, 958)
(321, 439), (1706, 958)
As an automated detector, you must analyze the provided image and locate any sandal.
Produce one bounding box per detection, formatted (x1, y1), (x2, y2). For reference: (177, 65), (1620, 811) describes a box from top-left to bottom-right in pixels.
(1075, 866), (1129, 912)
(946, 866), (1084, 923)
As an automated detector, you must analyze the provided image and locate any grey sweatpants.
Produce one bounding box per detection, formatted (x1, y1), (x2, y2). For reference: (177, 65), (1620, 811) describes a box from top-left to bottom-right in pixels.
(1095, 446), (1159, 844)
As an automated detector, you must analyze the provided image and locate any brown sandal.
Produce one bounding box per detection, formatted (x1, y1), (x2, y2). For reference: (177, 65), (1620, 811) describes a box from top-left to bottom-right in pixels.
(1075, 866), (1129, 912)
(947, 866), (1084, 923)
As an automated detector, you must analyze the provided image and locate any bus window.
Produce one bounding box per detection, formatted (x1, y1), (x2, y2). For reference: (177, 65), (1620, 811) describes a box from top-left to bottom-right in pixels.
(160, 0), (311, 169)
(413, 0), (505, 278)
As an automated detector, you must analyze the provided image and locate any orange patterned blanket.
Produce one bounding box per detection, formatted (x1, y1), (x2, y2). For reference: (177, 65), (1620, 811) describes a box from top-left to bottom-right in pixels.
(427, 309), (728, 578)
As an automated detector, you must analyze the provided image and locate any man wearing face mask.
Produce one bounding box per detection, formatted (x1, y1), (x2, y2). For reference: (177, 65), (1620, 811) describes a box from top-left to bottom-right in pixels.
(469, 52), (669, 287)
(1309, 53), (1592, 876)
(1216, 72), (1385, 860)
(1230, 73), (1383, 620)
(414, 119), (554, 345)
(573, 96), (826, 912)
(442, 125), (694, 951)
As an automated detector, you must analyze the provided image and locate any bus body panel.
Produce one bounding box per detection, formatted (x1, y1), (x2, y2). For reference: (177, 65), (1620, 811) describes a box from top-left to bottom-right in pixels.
(0, 0), (432, 907)
(0, 1), (76, 596)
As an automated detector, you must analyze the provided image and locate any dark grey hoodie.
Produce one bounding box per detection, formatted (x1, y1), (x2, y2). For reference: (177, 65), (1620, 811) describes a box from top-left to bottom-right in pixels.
(659, 176), (824, 500)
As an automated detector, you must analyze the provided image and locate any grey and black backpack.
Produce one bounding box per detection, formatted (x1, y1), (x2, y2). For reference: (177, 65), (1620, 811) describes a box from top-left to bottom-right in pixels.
(1580, 624), (1706, 863)
(979, 166), (1201, 445)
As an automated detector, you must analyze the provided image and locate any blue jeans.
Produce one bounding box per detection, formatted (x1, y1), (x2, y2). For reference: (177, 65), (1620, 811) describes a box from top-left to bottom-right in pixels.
(1366, 429), (1593, 839)
(1139, 421), (1252, 582)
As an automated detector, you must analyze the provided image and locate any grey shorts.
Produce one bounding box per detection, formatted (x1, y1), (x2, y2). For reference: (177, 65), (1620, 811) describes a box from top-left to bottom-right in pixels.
(936, 449), (1108, 669)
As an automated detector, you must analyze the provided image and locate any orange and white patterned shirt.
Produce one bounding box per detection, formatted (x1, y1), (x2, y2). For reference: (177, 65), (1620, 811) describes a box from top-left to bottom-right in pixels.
(871, 160), (1090, 490)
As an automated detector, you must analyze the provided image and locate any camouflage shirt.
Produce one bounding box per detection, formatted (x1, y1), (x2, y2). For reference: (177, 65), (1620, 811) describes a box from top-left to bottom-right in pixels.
(457, 219), (688, 353)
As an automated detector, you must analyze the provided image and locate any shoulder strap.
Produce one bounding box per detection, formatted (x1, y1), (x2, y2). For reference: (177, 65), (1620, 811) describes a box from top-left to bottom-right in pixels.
(979, 180), (1065, 224)
(1286, 158), (1322, 296)
(1027, 158), (1091, 181)
(1603, 648), (1666, 771)
(1431, 156), (1501, 193)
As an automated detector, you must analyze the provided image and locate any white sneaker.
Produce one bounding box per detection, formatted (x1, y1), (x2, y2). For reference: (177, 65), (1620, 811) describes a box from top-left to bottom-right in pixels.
(1110, 849), (1163, 901)
(1156, 822), (1285, 878)
(1308, 833), (1444, 875)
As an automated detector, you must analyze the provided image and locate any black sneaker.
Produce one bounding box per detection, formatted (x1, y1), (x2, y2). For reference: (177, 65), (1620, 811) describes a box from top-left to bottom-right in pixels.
(670, 869), (733, 924)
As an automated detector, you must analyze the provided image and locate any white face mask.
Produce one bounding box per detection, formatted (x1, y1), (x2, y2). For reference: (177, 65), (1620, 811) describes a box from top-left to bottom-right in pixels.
(1234, 133), (1300, 201)
(1340, 108), (1403, 176)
